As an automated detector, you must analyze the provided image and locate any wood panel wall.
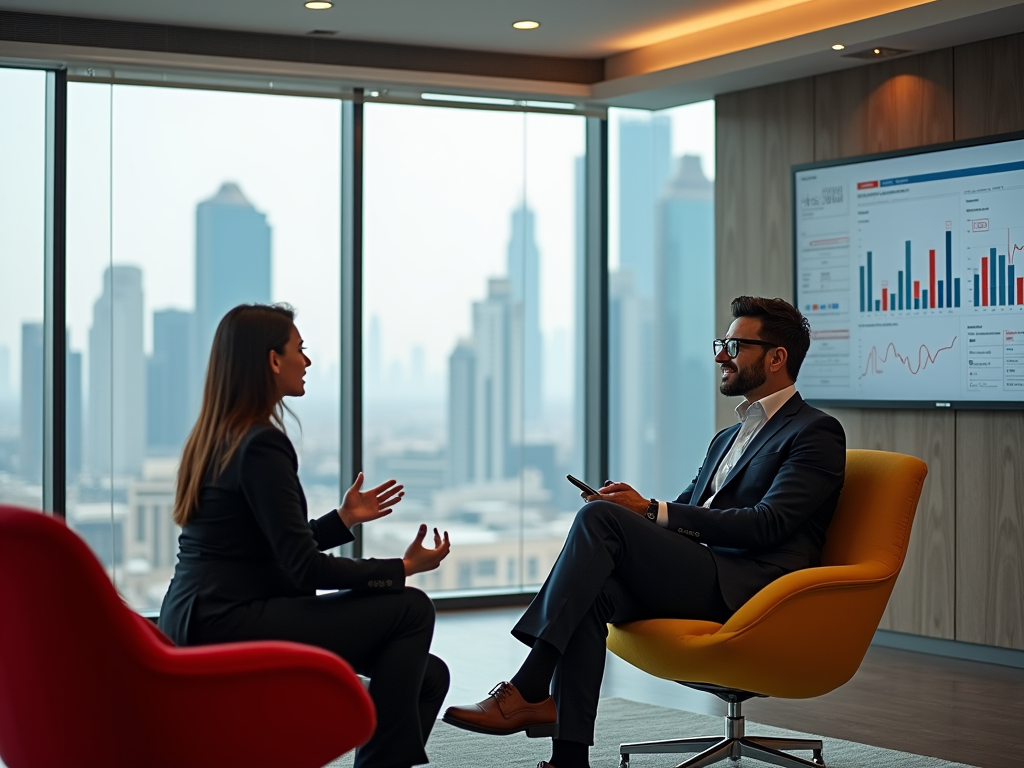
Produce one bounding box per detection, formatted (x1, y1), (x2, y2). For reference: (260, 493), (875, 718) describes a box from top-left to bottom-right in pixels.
(715, 34), (1024, 648)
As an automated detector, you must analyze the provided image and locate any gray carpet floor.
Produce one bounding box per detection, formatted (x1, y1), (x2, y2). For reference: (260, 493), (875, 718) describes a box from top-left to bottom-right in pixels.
(327, 698), (980, 768)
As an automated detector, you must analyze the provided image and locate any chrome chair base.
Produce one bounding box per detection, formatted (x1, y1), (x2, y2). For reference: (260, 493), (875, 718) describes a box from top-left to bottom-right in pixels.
(618, 698), (825, 768)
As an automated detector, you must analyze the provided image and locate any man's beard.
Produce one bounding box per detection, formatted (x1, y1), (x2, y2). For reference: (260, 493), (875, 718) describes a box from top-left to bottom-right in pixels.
(719, 351), (768, 397)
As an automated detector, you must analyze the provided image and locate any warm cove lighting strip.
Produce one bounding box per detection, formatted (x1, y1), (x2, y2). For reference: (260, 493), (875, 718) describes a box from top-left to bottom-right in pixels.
(606, 0), (937, 79)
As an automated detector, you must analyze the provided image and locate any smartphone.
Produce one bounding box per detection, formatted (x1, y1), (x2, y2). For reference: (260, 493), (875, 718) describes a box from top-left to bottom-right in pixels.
(566, 474), (600, 497)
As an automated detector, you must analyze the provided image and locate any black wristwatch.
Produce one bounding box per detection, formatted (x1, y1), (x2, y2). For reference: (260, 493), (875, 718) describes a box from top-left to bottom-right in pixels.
(645, 498), (658, 522)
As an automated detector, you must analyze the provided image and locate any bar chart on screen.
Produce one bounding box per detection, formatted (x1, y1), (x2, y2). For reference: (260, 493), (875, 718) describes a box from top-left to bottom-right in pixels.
(964, 227), (1024, 309)
(856, 195), (961, 314)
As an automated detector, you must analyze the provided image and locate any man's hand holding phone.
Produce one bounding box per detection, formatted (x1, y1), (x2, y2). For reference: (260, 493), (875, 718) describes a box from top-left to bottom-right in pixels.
(567, 474), (648, 514)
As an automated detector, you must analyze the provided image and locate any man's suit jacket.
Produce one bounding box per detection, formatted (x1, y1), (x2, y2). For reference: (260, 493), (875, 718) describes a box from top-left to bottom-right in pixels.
(666, 392), (846, 611)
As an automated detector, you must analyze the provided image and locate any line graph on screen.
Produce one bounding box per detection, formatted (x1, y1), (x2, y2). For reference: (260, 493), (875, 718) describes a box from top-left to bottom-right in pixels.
(860, 336), (957, 378)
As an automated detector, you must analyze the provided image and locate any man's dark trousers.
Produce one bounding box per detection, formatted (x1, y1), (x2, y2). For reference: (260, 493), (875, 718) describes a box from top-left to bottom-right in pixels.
(511, 501), (734, 745)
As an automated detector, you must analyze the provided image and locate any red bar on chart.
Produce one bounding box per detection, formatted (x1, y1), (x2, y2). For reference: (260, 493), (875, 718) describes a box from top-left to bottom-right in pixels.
(929, 249), (936, 308)
(882, 287), (888, 311)
(1018, 276), (1023, 305)
(982, 257), (989, 306)
(914, 280), (920, 299)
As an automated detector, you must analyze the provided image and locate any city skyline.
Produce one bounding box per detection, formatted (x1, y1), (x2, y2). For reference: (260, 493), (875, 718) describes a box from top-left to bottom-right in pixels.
(2, 88), (717, 607)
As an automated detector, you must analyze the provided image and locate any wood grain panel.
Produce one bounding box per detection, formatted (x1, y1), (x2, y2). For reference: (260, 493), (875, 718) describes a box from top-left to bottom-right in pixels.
(954, 32), (1024, 140)
(955, 411), (1024, 650)
(825, 408), (956, 638)
(811, 50), (957, 638)
(814, 49), (954, 160)
(714, 78), (814, 430)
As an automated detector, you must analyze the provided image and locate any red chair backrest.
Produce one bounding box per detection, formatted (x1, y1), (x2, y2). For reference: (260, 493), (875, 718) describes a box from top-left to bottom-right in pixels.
(0, 504), (376, 768)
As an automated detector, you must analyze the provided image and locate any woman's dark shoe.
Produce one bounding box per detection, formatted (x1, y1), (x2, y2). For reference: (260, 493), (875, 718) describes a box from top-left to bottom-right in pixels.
(442, 681), (558, 737)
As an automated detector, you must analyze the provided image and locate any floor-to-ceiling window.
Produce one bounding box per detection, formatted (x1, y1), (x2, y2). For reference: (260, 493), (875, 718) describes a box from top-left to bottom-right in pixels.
(0, 68), (47, 511)
(362, 102), (586, 592)
(65, 83), (342, 610)
(607, 102), (716, 500)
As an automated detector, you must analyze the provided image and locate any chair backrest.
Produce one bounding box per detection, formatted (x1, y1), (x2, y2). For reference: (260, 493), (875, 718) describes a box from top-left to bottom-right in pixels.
(0, 505), (160, 767)
(821, 449), (928, 574)
(0, 504), (376, 768)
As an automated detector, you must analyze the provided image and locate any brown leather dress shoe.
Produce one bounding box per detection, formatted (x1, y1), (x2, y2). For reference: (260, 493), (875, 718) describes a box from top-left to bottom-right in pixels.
(442, 681), (558, 738)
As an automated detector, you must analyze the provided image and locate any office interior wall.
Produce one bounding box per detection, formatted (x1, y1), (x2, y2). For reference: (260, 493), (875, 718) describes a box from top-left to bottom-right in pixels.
(715, 32), (1024, 650)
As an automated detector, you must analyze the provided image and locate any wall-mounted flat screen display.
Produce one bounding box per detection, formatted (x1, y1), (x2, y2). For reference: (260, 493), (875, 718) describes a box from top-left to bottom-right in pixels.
(793, 133), (1024, 409)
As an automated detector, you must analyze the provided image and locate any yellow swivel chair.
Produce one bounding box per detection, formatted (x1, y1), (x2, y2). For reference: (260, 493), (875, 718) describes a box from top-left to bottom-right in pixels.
(607, 449), (927, 768)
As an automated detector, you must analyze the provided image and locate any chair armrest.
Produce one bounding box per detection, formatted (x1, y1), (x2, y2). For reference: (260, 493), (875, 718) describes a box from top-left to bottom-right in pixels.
(718, 562), (894, 636)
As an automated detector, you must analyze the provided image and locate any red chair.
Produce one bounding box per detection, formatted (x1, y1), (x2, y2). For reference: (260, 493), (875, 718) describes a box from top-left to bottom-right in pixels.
(0, 504), (375, 768)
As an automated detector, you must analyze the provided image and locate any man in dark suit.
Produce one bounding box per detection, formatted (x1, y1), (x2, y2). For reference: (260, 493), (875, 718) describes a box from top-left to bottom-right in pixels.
(443, 296), (846, 768)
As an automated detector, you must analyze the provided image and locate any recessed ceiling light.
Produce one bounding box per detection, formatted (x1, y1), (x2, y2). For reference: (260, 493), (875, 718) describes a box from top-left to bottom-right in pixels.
(832, 44), (845, 51)
(512, 20), (540, 30)
(874, 48), (882, 54)
(305, 1), (333, 9)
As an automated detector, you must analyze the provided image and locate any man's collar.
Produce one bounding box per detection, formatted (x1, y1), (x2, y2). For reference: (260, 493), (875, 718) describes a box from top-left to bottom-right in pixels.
(735, 383), (797, 423)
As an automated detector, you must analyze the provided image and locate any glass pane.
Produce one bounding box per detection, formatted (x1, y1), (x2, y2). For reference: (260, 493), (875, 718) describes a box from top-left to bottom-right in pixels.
(362, 103), (585, 592)
(608, 103), (716, 500)
(0, 68), (47, 510)
(67, 83), (341, 609)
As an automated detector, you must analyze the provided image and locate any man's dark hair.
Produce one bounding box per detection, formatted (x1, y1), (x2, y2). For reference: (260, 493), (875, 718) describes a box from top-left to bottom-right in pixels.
(730, 296), (811, 381)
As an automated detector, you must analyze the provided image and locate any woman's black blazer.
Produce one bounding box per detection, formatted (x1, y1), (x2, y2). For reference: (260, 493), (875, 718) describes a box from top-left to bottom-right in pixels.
(158, 423), (405, 645)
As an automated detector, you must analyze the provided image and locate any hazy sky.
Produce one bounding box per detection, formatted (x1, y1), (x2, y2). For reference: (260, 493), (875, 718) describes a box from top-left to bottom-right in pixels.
(0, 68), (714, 393)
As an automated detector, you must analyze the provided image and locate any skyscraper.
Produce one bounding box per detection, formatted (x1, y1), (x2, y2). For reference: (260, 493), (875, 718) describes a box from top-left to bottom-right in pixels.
(19, 323), (43, 484)
(194, 182), (271, 394)
(0, 344), (10, 399)
(506, 206), (542, 425)
(472, 278), (522, 482)
(147, 309), (193, 455)
(618, 116), (672, 299)
(88, 265), (146, 478)
(446, 339), (475, 486)
(67, 341), (83, 483)
(607, 272), (654, 493)
(654, 155), (715, 497)
(608, 115), (672, 492)
(573, 157), (586, 475)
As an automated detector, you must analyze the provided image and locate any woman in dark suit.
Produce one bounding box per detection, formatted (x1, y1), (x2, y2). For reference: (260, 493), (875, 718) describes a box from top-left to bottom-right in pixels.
(159, 303), (451, 768)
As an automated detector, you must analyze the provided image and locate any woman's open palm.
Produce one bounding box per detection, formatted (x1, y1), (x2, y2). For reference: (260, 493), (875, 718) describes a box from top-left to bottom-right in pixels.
(338, 472), (404, 528)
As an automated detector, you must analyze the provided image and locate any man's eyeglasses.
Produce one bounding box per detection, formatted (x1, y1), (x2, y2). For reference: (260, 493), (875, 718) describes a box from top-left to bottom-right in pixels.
(713, 338), (778, 359)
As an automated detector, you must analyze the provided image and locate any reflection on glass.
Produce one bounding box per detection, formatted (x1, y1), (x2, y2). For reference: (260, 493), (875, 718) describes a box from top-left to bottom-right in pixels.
(608, 103), (716, 501)
(0, 69), (47, 510)
(66, 84), (341, 609)
(362, 104), (585, 592)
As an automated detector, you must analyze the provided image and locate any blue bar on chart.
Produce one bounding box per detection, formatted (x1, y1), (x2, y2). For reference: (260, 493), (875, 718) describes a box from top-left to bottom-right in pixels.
(898, 272), (904, 310)
(945, 230), (952, 308)
(990, 248), (998, 305)
(999, 254), (1006, 305)
(955, 278), (961, 308)
(1011, 264), (1017, 306)
(859, 266), (866, 312)
(867, 251), (873, 313)
(974, 273), (981, 307)
(938, 280), (945, 308)
(875, 299), (880, 311)
(905, 241), (912, 310)
(922, 289), (928, 309)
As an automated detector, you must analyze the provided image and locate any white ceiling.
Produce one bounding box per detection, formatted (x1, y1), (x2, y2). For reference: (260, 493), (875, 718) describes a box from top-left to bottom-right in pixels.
(0, 0), (757, 59)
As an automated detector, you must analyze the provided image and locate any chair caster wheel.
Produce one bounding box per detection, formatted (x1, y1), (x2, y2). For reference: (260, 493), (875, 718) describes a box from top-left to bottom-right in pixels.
(618, 754), (629, 768)
(812, 749), (825, 766)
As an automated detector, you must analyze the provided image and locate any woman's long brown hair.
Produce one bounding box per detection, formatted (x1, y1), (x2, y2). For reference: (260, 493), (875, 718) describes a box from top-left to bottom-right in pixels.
(173, 303), (295, 526)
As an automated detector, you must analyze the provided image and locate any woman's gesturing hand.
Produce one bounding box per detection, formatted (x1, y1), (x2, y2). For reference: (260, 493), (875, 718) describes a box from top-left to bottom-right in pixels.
(337, 472), (405, 528)
(403, 524), (452, 576)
